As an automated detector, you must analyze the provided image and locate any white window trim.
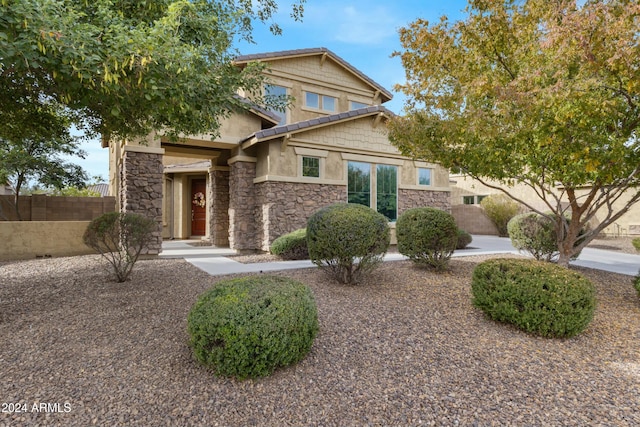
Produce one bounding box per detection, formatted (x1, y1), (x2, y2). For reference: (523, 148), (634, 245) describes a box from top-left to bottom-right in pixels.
(302, 90), (337, 113)
(346, 160), (399, 221)
(417, 167), (433, 187)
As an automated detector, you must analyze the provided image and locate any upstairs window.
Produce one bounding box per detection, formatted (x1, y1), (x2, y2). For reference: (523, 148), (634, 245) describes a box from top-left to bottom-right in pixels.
(350, 101), (368, 110)
(264, 84), (287, 126)
(305, 91), (336, 112)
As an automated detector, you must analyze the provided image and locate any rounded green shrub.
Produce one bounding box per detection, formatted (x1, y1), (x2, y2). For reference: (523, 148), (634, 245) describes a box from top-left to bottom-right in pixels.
(632, 237), (640, 252)
(396, 207), (458, 271)
(307, 203), (390, 284)
(270, 228), (308, 260)
(456, 228), (473, 249)
(471, 258), (596, 338)
(187, 275), (318, 379)
(633, 273), (640, 298)
(507, 212), (586, 262)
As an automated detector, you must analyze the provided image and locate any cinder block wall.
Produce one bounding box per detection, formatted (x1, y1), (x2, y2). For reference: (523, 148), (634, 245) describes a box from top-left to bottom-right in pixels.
(452, 205), (499, 235)
(0, 221), (98, 260)
(0, 195), (116, 221)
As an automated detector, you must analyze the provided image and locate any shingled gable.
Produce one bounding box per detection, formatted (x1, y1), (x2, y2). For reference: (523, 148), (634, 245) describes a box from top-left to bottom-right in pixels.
(240, 105), (394, 147)
(234, 47), (393, 104)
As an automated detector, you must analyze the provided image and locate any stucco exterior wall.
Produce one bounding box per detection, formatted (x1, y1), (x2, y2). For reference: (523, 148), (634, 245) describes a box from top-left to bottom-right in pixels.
(0, 221), (97, 260)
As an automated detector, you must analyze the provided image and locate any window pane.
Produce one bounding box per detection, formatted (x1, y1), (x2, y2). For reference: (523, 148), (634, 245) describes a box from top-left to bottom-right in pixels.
(322, 95), (336, 112)
(347, 161), (370, 207)
(305, 92), (319, 109)
(418, 168), (431, 186)
(377, 164), (397, 221)
(463, 196), (475, 205)
(477, 195), (487, 203)
(264, 84), (287, 125)
(302, 157), (320, 178)
(350, 101), (368, 110)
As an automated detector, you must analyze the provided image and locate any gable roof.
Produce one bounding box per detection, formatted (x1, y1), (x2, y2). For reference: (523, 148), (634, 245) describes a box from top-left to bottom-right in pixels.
(234, 47), (393, 103)
(241, 105), (394, 147)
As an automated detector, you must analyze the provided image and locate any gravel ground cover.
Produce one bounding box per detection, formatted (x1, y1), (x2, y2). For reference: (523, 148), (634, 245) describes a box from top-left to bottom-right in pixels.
(1, 253), (639, 426)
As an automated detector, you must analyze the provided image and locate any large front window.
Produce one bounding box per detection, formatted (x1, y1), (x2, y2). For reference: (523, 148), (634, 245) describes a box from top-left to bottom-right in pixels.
(347, 161), (397, 221)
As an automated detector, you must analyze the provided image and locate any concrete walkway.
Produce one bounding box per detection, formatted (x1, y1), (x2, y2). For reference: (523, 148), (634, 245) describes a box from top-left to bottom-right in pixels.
(159, 235), (640, 277)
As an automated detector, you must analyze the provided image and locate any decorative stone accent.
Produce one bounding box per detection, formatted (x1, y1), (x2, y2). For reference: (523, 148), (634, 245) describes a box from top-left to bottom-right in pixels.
(209, 169), (230, 247)
(398, 189), (450, 216)
(254, 181), (346, 251)
(228, 161), (257, 251)
(121, 150), (163, 255)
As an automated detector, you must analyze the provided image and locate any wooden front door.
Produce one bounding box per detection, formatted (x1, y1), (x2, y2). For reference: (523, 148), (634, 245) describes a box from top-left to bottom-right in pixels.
(191, 179), (206, 236)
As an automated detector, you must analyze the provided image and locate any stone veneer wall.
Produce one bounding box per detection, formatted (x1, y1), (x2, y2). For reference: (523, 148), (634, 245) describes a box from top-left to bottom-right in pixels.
(209, 170), (230, 246)
(398, 189), (451, 216)
(254, 181), (347, 251)
(121, 150), (164, 254)
(228, 161), (257, 251)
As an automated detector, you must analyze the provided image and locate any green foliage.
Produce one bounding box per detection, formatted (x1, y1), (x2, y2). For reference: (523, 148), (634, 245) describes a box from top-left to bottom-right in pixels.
(187, 275), (318, 380)
(51, 186), (101, 197)
(632, 238), (640, 252)
(388, 0), (640, 266)
(480, 194), (521, 237)
(456, 228), (473, 250)
(307, 203), (390, 284)
(0, 0), (305, 141)
(508, 213), (586, 262)
(396, 207), (458, 271)
(471, 258), (597, 338)
(634, 274), (640, 299)
(270, 228), (308, 260)
(83, 212), (157, 282)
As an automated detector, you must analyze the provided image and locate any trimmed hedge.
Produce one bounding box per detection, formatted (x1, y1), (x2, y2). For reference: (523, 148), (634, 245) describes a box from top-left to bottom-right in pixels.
(270, 228), (308, 260)
(307, 203), (390, 284)
(187, 275), (318, 379)
(396, 207), (458, 271)
(471, 258), (596, 338)
(456, 228), (473, 249)
(632, 237), (640, 252)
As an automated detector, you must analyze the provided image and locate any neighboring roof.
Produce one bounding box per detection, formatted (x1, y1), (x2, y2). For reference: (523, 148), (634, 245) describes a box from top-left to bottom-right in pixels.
(234, 47), (393, 103)
(87, 183), (109, 197)
(242, 105), (394, 145)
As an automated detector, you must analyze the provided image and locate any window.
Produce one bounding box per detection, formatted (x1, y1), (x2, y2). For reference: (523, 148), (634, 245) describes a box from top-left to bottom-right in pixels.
(322, 95), (335, 112)
(347, 161), (397, 221)
(463, 195), (488, 205)
(302, 157), (320, 178)
(418, 168), (432, 186)
(347, 161), (371, 208)
(264, 84), (287, 126)
(305, 91), (336, 112)
(350, 101), (368, 110)
(305, 92), (319, 109)
(376, 164), (398, 221)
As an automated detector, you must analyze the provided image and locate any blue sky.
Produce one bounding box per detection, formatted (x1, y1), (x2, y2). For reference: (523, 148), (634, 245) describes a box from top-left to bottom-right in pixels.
(75, 0), (469, 182)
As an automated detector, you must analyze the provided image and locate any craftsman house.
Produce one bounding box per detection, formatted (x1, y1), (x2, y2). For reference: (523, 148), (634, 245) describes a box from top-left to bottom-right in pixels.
(107, 48), (451, 253)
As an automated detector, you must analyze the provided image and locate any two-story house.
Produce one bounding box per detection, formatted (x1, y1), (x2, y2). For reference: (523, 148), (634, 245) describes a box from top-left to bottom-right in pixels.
(107, 48), (452, 253)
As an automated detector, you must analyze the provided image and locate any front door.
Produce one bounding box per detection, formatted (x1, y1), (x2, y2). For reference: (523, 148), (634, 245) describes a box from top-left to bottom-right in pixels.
(191, 179), (206, 236)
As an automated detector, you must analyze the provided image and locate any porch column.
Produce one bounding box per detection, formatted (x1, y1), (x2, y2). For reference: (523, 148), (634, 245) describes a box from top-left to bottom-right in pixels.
(208, 165), (230, 247)
(120, 145), (164, 255)
(228, 155), (257, 251)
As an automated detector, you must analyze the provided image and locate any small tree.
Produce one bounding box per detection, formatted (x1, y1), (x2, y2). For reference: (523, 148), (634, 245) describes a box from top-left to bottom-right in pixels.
(389, 0), (640, 267)
(84, 212), (157, 282)
(480, 194), (521, 237)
